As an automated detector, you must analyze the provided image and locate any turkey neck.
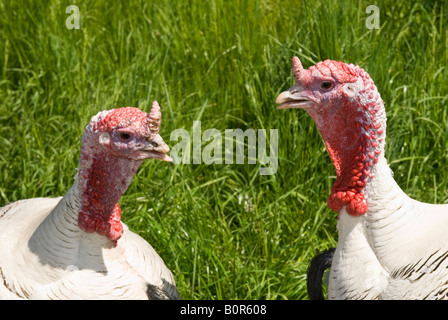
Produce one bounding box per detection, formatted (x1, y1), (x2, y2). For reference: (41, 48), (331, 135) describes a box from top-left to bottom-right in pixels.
(307, 82), (388, 217)
(77, 145), (143, 243)
(27, 150), (142, 270)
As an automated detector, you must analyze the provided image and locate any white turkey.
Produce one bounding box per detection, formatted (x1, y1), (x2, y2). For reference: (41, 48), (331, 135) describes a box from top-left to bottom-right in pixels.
(276, 56), (448, 300)
(0, 101), (180, 300)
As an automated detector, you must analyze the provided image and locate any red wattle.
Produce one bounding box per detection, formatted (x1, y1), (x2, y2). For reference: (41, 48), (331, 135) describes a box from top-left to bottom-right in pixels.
(302, 60), (385, 217)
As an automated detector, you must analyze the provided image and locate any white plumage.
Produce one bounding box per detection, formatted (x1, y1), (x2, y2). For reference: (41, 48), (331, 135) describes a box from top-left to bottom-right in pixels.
(329, 156), (448, 299)
(0, 102), (180, 300)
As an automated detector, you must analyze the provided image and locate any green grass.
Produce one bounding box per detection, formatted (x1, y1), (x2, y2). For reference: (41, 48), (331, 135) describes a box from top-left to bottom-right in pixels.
(0, 0), (447, 299)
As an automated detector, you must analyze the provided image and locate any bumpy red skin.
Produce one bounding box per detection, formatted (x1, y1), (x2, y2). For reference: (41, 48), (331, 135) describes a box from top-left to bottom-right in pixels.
(92, 107), (152, 136)
(294, 59), (384, 216)
(77, 107), (153, 242)
(78, 154), (126, 242)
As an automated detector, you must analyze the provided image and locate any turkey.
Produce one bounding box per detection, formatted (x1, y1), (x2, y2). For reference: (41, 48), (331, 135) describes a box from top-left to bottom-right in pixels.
(0, 101), (180, 300)
(276, 57), (448, 300)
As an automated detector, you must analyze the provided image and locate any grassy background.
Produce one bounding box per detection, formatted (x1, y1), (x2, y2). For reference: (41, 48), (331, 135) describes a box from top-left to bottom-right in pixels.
(0, 0), (447, 299)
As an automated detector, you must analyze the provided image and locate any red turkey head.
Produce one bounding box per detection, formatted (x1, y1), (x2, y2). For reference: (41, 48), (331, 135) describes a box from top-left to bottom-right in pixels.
(276, 57), (386, 217)
(77, 101), (171, 242)
(88, 101), (171, 162)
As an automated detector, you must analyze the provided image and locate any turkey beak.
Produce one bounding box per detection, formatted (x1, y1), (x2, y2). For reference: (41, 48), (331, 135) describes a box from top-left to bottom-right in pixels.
(276, 85), (313, 110)
(142, 134), (172, 162)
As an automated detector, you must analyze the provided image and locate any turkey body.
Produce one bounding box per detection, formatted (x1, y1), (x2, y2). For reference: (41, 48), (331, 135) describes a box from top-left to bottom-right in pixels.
(329, 156), (448, 299)
(0, 177), (179, 300)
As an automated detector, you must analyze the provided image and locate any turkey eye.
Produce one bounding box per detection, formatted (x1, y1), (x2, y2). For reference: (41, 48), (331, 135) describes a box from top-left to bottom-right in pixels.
(321, 81), (333, 90)
(119, 132), (131, 140)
